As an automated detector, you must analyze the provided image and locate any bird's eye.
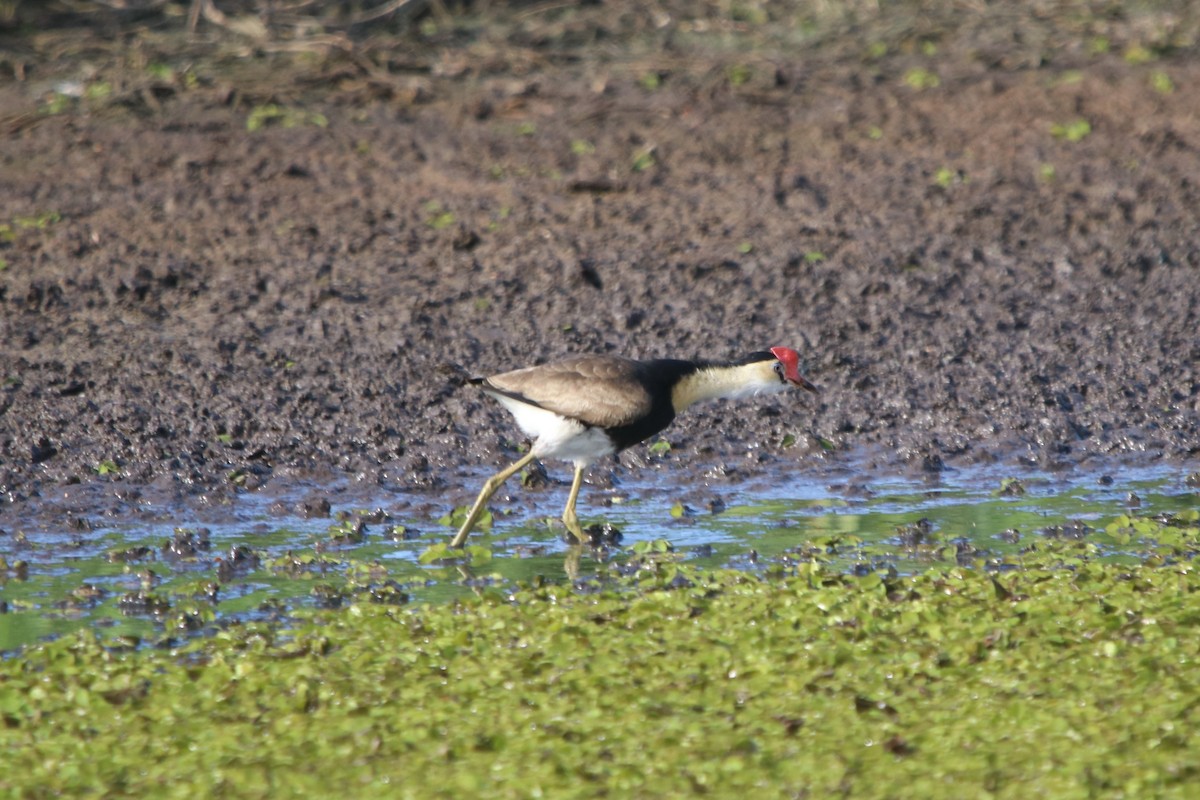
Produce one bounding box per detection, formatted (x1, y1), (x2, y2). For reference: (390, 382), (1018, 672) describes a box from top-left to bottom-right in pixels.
(773, 362), (785, 381)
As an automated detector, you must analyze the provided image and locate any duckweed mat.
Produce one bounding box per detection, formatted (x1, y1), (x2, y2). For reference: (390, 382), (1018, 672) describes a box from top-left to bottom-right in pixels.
(3, 525), (1199, 798)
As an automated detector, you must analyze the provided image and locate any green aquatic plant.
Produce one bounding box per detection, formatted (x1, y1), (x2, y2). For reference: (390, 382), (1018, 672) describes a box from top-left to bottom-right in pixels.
(4, 549), (1200, 798)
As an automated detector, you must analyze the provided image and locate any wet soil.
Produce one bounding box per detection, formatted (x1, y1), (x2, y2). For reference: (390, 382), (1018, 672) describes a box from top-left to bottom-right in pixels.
(1, 3), (1199, 531)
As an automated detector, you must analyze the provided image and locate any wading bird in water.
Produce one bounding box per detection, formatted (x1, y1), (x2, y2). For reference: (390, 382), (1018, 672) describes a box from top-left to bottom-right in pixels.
(450, 347), (818, 548)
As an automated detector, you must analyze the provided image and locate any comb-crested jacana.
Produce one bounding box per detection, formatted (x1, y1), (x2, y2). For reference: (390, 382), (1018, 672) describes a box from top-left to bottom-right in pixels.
(450, 346), (818, 548)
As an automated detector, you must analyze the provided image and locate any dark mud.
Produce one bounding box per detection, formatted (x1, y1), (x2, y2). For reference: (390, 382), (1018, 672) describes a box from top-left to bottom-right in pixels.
(1, 3), (1199, 531)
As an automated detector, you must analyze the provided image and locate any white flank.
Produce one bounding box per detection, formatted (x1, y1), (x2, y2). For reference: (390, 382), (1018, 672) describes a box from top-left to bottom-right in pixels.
(488, 391), (617, 466)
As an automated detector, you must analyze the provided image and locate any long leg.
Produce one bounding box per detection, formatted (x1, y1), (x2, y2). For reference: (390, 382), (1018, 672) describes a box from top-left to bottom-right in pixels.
(450, 452), (537, 548)
(561, 463), (588, 544)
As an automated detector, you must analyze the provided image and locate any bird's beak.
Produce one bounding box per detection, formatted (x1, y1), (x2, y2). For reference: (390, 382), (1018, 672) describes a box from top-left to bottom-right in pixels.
(791, 373), (819, 394)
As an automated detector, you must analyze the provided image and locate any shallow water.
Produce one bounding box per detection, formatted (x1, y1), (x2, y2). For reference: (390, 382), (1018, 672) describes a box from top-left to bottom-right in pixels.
(1, 460), (1196, 652)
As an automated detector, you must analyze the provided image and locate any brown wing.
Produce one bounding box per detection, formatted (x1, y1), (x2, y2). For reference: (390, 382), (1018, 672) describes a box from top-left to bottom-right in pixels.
(481, 355), (654, 429)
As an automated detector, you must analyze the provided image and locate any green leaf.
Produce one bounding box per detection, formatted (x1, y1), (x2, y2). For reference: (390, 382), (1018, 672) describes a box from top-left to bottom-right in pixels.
(418, 543), (453, 564)
(437, 506), (491, 530)
(466, 545), (493, 567)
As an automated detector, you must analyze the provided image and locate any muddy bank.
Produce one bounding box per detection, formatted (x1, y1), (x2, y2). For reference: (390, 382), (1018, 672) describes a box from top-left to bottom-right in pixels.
(1, 3), (1198, 528)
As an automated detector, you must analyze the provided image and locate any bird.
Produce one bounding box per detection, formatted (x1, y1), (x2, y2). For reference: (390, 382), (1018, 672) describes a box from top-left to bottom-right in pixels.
(449, 346), (819, 548)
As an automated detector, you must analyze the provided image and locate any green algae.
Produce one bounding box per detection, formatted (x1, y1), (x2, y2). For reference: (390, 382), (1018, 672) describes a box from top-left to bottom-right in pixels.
(3, 515), (1200, 798)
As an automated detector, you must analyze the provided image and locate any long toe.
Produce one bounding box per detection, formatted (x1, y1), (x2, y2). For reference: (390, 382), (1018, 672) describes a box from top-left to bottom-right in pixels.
(562, 513), (589, 545)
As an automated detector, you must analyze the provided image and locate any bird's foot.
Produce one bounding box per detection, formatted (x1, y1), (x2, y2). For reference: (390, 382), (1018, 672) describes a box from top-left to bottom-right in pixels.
(561, 513), (589, 545)
(559, 518), (622, 548)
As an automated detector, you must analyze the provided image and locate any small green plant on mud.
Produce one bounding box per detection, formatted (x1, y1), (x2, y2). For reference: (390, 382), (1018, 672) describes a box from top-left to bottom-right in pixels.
(11, 211), (60, 230)
(1151, 71), (1174, 94)
(728, 3), (767, 24)
(1124, 44), (1155, 64)
(1049, 70), (1083, 87)
(246, 104), (328, 132)
(1051, 119), (1091, 142)
(570, 139), (595, 155)
(638, 71), (662, 91)
(146, 63), (173, 80)
(903, 67), (940, 90)
(423, 200), (455, 230)
(41, 92), (73, 114)
(631, 146), (656, 172)
(82, 81), (112, 101)
(94, 460), (120, 476)
(726, 64), (753, 87)
(934, 167), (965, 188)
